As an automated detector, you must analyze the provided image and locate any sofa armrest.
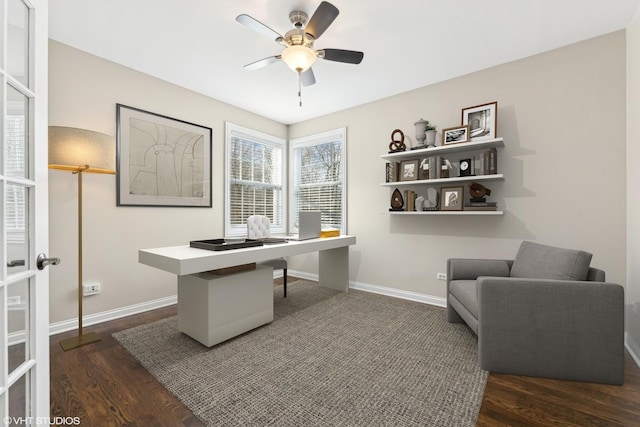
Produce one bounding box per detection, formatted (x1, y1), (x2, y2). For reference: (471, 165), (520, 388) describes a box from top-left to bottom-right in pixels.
(477, 276), (624, 385)
(447, 258), (512, 281)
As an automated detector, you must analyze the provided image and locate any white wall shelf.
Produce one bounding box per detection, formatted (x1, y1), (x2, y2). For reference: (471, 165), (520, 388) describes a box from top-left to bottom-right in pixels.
(388, 210), (504, 216)
(381, 137), (504, 216)
(381, 173), (504, 187)
(380, 137), (504, 162)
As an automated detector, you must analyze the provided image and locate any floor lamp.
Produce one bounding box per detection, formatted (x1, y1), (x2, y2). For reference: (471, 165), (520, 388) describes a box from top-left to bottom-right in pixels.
(48, 126), (116, 351)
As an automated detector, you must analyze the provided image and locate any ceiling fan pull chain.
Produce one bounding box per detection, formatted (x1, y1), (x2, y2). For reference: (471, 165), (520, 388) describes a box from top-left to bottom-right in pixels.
(298, 70), (303, 107)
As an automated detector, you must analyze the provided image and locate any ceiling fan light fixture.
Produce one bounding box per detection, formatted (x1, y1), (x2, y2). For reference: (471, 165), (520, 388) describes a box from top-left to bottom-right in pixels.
(281, 45), (317, 73)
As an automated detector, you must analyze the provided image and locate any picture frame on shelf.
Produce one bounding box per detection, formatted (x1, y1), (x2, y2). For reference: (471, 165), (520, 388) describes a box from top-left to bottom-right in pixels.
(399, 159), (420, 181)
(461, 101), (497, 142)
(442, 125), (470, 145)
(440, 186), (464, 211)
(116, 104), (213, 207)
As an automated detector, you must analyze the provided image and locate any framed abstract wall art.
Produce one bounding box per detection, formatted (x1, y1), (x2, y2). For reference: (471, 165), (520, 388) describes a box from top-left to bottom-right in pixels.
(116, 104), (212, 207)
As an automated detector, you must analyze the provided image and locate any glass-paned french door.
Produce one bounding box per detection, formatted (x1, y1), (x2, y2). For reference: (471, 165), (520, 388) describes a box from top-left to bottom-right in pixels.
(1, 0), (49, 423)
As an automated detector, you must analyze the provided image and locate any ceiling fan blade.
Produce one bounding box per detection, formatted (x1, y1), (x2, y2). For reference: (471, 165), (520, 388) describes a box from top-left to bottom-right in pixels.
(301, 68), (316, 86)
(305, 1), (339, 40)
(319, 49), (364, 64)
(244, 55), (281, 71)
(236, 14), (283, 42)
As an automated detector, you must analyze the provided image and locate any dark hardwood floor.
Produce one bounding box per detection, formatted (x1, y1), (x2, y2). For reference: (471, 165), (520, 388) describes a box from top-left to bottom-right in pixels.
(50, 276), (640, 426)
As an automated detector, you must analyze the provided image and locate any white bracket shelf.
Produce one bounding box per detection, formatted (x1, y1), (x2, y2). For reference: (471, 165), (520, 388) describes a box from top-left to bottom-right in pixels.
(381, 173), (504, 187)
(380, 137), (504, 162)
(388, 210), (504, 216)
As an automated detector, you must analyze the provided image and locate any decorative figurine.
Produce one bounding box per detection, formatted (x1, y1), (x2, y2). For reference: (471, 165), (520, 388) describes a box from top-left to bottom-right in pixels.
(388, 129), (406, 153)
(424, 187), (439, 210)
(390, 188), (404, 211)
(468, 181), (491, 202)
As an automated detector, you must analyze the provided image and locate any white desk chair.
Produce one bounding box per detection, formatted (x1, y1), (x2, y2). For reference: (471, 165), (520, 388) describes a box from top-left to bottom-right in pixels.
(246, 215), (288, 297)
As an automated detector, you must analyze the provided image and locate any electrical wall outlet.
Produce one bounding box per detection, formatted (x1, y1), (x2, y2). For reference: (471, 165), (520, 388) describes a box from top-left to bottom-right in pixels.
(436, 273), (447, 281)
(83, 282), (101, 296)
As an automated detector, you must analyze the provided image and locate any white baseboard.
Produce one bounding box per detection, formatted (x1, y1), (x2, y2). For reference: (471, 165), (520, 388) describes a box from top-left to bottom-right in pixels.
(46, 269), (640, 374)
(47, 273), (445, 336)
(289, 269), (447, 307)
(349, 280), (447, 307)
(49, 295), (177, 336)
(626, 333), (640, 369)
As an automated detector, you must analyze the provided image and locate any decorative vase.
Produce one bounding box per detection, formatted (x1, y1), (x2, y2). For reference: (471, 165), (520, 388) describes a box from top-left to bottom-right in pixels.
(414, 118), (429, 149)
(426, 129), (437, 148)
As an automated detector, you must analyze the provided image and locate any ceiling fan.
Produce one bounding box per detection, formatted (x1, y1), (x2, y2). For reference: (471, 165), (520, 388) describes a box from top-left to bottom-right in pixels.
(236, 1), (364, 104)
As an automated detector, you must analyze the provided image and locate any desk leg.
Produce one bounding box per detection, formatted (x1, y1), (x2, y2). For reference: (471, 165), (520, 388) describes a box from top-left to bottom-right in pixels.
(318, 246), (350, 292)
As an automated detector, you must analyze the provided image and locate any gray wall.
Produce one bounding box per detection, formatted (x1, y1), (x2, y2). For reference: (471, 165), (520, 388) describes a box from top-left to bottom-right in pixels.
(49, 31), (629, 352)
(48, 40), (287, 324)
(288, 31), (627, 299)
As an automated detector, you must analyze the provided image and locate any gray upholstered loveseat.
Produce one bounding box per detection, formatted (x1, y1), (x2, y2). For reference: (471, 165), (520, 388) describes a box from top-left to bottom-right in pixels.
(447, 241), (625, 385)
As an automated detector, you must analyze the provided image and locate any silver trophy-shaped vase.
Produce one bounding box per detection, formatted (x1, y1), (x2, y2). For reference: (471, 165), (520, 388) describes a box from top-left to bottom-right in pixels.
(414, 118), (429, 149)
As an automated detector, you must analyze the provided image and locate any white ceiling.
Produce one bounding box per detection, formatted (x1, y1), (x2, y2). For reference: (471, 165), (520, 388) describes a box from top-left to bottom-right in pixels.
(49, 0), (640, 125)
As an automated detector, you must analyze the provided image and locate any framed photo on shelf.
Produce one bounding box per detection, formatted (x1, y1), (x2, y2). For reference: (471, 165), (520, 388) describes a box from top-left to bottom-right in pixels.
(440, 186), (464, 211)
(116, 104), (213, 207)
(461, 101), (497, 142)
(442, 125), (470, 145)
(399, 159), (420, 181)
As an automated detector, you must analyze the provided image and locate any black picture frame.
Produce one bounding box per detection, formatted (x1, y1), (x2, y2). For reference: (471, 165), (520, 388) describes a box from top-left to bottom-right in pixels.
(116, 104), (212, 207)
(461, 101), (498, 142)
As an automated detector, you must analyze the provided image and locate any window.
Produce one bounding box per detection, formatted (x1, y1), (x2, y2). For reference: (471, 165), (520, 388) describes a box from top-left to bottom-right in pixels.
(225, 123), (286, 236)
(290, 128), (346, 233)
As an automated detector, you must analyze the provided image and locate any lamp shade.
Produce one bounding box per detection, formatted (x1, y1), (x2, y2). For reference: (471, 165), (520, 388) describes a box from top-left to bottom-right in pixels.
(48, 126), (116, 174)
(281, 45), (317, 73)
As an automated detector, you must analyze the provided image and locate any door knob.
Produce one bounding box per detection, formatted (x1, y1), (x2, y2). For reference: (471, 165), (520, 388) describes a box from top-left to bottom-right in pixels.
(36, 253), (61, 270)
(7, 259), (25, 267)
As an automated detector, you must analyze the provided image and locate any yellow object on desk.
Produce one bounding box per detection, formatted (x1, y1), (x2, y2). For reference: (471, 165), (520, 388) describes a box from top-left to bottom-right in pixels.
(320, 229), (340, 238)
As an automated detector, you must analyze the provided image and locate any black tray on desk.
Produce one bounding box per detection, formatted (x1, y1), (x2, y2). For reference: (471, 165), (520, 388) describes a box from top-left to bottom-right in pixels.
(189, 239), (263, 251)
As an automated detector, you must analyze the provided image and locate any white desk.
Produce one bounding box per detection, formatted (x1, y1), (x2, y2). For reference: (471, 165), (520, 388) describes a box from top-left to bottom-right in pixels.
(139, 235), (356, 291)
(139, 235), (356, 346)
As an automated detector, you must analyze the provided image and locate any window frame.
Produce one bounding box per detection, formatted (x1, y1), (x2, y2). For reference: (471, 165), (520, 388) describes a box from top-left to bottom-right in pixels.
(224, 122), (287, 237)
(289, 127), (347, 234)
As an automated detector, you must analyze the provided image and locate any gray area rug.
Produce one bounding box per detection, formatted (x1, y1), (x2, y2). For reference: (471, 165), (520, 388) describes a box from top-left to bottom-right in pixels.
(113, 281), (487, 426)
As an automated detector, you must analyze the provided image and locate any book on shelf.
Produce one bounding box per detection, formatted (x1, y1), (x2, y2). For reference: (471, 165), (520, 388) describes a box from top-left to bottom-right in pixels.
(404, 190), (416, 211)
(464, 205), (498, 211)
(386, 162), (399, 182)
(489, 147), (497, 174)
(480, 148), (498, 175)
(467, 201), (497, 207)
(428, 157), (436, 180)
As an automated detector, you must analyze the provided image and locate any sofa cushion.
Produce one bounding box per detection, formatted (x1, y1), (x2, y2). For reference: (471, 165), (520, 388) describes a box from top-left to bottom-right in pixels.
(510, 241), (592, 281)
(449, 280), (479, 318)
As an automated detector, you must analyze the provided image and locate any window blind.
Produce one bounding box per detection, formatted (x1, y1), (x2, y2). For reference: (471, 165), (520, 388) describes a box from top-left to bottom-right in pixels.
(225, 123), (285, 236)
(291, 128), (346, 233)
